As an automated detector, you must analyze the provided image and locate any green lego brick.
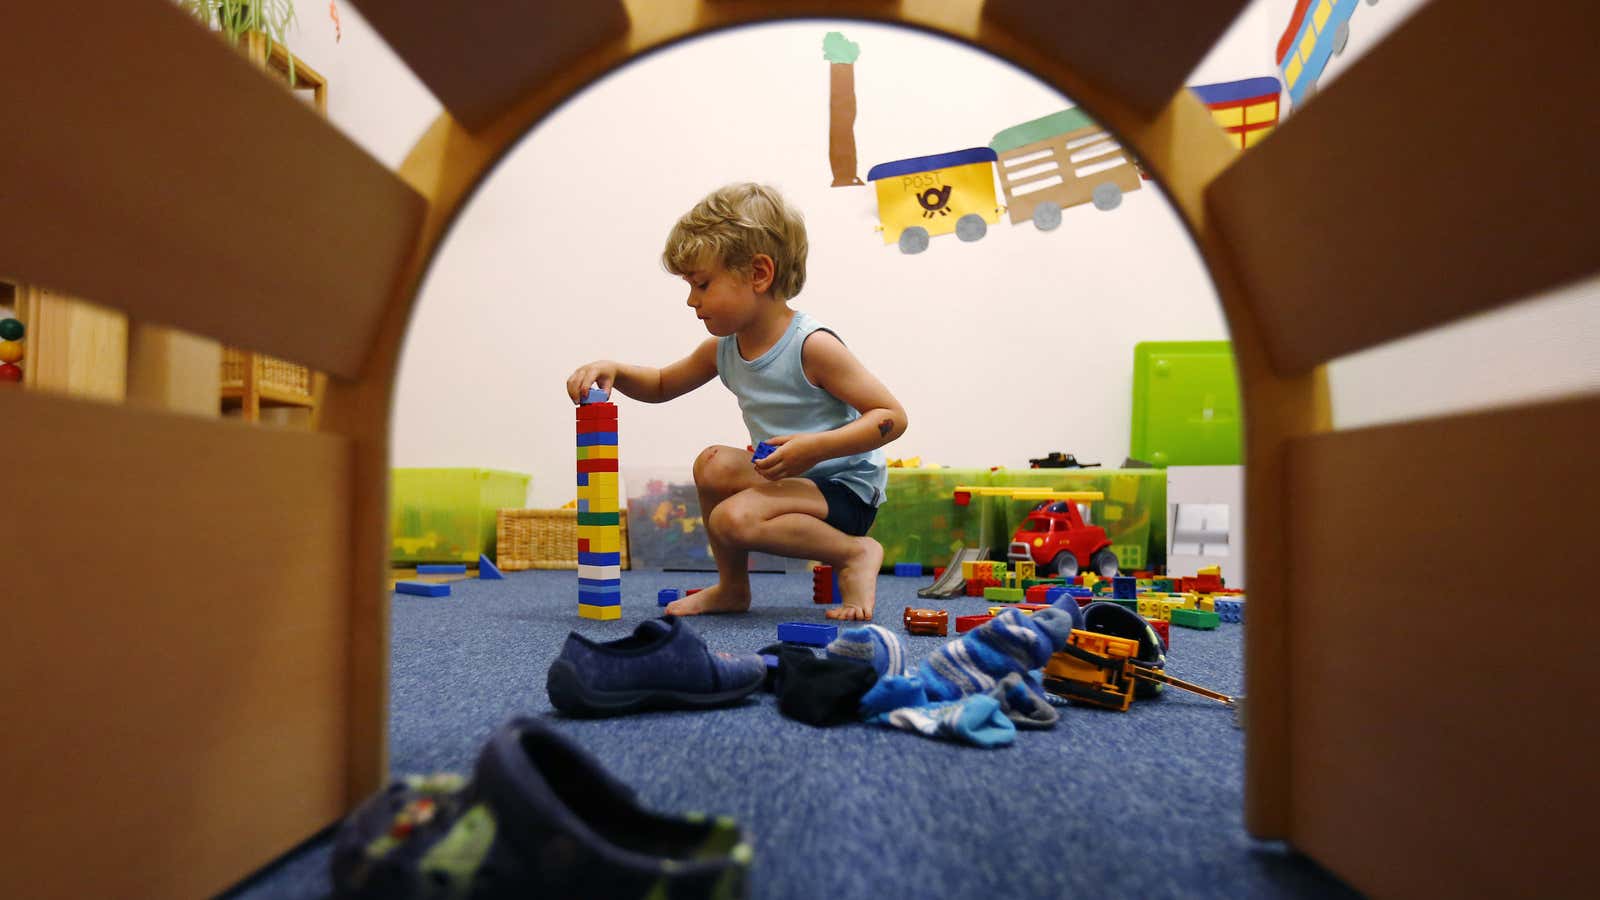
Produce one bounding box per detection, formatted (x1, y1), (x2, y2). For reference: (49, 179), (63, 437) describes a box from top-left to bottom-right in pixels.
(1022, 577), (1068, 590)
(577, 511), (621, 527)
(1112, 598), (1140, 613)
(983, 587), (1025, 603)
(1171, 607), (1221, 630)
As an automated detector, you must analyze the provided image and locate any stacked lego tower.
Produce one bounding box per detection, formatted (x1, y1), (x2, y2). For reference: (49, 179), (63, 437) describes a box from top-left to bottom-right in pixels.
(576, 388), (621, 620)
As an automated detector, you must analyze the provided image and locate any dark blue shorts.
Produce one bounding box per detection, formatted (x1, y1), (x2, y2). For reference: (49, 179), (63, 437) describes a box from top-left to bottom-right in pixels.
(806, 477), (878, 537)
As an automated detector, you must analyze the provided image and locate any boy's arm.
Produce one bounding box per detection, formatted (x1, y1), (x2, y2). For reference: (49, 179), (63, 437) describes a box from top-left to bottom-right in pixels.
(754, 331), (909, 480)
(567, 338), (718, 404)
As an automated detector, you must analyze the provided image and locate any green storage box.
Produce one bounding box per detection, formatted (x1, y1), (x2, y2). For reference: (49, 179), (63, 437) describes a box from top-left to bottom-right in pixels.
(1130, 341), (1242, 466)
(390, 468), (531, 564)
(868, 468), (993, 571)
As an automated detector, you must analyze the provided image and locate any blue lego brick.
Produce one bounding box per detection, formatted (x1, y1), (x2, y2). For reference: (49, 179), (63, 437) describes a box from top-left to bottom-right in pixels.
(577, 583), (622, 597)
(583, 387), (610, 404)
(416, 563), (467, 575)
(396, 581), (450, 597)
(752, 441), (777, 461)
(1045, 586), (1071, 604)
(478, 553), (504, 580)
(777, 622), (838, 647)
(577, 591), (622, 606)
(658, 588), (683, 607)
(578, 551), (622, 567)
(577, 431), (619, 447)
(1215, 598), (1245, 624)
(578, 577), (623, 589)
(1066, 587), (1093, 598)
(1113, 576), (1137, 600)
(893, 562), (923, 577)
(577, 471), (589, 486)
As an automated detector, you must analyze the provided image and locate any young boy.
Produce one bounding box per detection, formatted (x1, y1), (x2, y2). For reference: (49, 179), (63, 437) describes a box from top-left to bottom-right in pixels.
(566, 183), (907, 621)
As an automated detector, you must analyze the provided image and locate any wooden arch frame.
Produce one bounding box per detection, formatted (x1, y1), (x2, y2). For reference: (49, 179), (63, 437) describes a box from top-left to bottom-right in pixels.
(3, 2), (1594, 897)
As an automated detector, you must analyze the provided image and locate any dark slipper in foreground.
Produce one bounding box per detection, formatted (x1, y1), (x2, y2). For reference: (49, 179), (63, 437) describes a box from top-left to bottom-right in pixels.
(331, 717), (751, 899)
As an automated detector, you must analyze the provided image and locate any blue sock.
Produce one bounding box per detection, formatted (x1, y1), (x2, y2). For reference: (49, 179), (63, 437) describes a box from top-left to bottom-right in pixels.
(824, 624), (908, 677)
(917, 608), (1074, 703)
(875, 694), (1016, 748)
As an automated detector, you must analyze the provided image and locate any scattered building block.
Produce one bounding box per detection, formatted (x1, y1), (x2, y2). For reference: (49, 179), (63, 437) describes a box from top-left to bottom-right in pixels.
(777, 622), (838, 647)
(416, 563), (466, 575)
(658, 588), (682, 607)
(1148, 618), (1170, 646)
(955, 614), (994, 633)
(1170, 607), (1221, 630)
(893, 562), (923, 577)
(1113, 576), (1137, 600)
(396, 581), (449, 597)
(752, 441), (777, 461)
(984, 587), (1025, 603)
(1215, 597), (1246, 624)
(478, 554), (504, 580)
(578, 603), (622, 621)
(812, 565), (841, 603)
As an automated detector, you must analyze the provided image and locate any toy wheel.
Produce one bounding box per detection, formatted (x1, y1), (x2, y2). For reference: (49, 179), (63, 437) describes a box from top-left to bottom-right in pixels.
(1031, 202), (1062, 231)
(1051, 552), (1079, 579)
(1333, 20), (1351, 56)
(898, 226), (930, 254)
(1091, 182), (1122, 211)
(955, 213), (987, 242)
(1090, 548), (1120, 578)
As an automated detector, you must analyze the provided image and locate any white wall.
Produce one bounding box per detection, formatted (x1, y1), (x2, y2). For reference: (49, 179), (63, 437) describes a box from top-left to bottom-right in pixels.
(289, 1), (1598, 507)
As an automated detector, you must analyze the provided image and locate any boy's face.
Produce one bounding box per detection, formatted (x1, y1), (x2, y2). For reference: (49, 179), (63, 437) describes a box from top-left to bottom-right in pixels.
(682, 258), (769, 337)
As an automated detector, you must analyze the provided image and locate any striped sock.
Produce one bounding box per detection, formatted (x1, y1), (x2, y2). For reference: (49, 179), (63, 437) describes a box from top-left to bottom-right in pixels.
(824, 624), (908, 677)
(917, 608), (1074, 703)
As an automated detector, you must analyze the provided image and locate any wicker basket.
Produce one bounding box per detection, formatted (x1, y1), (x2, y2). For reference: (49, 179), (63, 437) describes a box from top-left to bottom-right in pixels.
(497, 508), (630, 571)
(220, 347), (312, 397)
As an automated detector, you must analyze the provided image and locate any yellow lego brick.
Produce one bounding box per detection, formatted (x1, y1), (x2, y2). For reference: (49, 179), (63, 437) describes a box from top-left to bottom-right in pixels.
(1014, 561), (1035, 581)
(1137, 599), (1157, 619)
(1182, 592), (1201, 609)
(584, 471), (619, 490)
(1081, 573), (1099, 589)
(587, 533), (621, 552)
(989, 606), (1038, 616)
(1198, 565), (1221, 577)
(1198, 596), (1215, 612)
(585, 444), (618, 460)
(578, 603), (622, 621)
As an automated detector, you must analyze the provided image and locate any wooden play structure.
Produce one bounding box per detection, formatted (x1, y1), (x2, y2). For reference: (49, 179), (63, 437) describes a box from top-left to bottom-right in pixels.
(1, 1), (1594, 896)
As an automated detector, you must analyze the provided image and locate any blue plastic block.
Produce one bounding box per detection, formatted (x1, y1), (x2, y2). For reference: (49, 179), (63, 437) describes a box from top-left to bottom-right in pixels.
(577, 590), (622, 606)
(396, 581), (450, 597)
(752, 441), (777, 462)
(577, 431), (619, 447)
(1066, 587), (1093, 598)
(478, 554), (504, 580)
(578, 551), (622, 567)
(658, 588), (683, 607)
(893, 562), (923, 577)
(1045, 586), (1071, 604)
(777, 622), (838, 647)
(1113, 576), (1137, 600)
(417, 563), (467, 575)
(583, 387), (610, 404)
(578, 577), (622, 589)
(577, 471), (589, 486)
(1215, 598), (1245, 624)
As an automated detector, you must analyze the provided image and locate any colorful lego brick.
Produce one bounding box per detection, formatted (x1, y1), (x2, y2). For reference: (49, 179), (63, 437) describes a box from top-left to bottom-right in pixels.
(903, 607), (949, 636)
(396, 581), (450, 597)
(478, 554), (504, 580)
(955, 614), (994, 633)
(1013, 561), (1035, 581)
(812, 565), (841, 604)
(1148, 618), (1170, 646)
(575, 418), (616, 434)
(658, 588), (682, 607)
(1080, 573), (1100, 589)
(577, 458), (619, 473)
(1113, 576), (1137, 600)
(752, 441), (777, 461)
(777, 621), (838, 647)
(987, 603), (1049, 616)
(576, 431), (619, 447)
(576, 443), (619, 459)
(578, 589), (622, 605)
(1197, 595), (1216, 613)
(1137, 598), (1164, 621)
(578, 551), (621, 567)
(577, 512), (621, 527)
(1215, 597), (1246, 624)
(1170, 607), (1221, 630)
(893, 562), (923, 577)
(578, 603), (622, 621)
(577, 577), (622, 590)
(577, 471), (589, 487)
(1112, 598), (1140, 613)
(984, 587), (1025, 603)
(578, 564), (622, 581)
(1025, 584), (1053, 604)
(416, 564), (466, 575)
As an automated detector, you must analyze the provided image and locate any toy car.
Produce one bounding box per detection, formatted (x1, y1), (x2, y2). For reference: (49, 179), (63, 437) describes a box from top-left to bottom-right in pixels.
(903, 606), (949, 636)
(1008, 499), (1119, 578)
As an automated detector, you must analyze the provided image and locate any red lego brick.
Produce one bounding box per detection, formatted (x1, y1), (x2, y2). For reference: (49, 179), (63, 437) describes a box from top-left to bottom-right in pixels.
(578, 538), (589, 552)
(576, 403), (618, 420)
(955, 614), (994, 633)
(1025, 584), (1052, 604)
(1148, 619), (1170, 646)
(577, 458), (619, 473)
(576, 418), (617, 433)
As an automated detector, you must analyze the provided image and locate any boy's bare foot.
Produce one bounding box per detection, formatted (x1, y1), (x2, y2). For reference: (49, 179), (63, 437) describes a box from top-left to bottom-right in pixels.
(665, 583), (752, 616)
(827, 537), (884, 621)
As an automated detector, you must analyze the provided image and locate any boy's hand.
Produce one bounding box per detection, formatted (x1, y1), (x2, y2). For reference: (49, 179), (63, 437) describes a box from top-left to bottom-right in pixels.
(753, 434), (822, 481)
(566, 361), (618, 404)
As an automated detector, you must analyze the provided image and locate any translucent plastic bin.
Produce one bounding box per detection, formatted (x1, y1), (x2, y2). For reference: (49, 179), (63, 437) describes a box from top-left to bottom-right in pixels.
(390, 468), (531, 564)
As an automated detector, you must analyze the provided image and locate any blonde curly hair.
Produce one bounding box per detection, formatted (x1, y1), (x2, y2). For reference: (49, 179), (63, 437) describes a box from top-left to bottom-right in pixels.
(662, 183), (808, 300)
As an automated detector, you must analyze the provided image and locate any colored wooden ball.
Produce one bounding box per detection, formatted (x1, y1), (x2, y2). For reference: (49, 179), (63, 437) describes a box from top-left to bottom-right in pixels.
(0, 362), (22, 382)
(0, 318), (22, 341)
(0, 340), (22, 364)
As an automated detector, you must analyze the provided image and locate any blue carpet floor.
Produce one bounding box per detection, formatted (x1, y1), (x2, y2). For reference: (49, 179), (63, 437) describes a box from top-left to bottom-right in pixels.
(227, 570), (1357, 899)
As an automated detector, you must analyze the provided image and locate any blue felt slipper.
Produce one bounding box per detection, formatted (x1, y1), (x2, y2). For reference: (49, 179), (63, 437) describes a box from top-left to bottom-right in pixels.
(547, 615), (766, 717)
(331, 717), (751, 898)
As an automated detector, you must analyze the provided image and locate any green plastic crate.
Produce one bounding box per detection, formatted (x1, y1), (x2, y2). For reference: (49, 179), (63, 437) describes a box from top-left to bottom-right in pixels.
(1130, 341), (1242, 466)
(390, 468), (531, 564)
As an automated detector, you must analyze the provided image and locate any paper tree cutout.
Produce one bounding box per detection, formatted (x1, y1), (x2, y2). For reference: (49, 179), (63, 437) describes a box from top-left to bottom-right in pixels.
(823, 32), (864, 187)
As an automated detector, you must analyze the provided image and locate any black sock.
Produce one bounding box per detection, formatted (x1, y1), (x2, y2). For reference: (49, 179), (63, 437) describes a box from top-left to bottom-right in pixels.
(772, 646), (878, 726)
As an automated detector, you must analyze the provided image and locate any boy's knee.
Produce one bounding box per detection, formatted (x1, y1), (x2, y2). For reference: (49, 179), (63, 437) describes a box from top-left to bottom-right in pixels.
(693, 445), (743, 492)
(707, 497), (758, 545)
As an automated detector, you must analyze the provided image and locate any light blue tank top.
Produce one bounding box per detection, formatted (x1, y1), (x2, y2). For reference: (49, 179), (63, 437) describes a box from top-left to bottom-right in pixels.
(717, 311), (888, 507)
